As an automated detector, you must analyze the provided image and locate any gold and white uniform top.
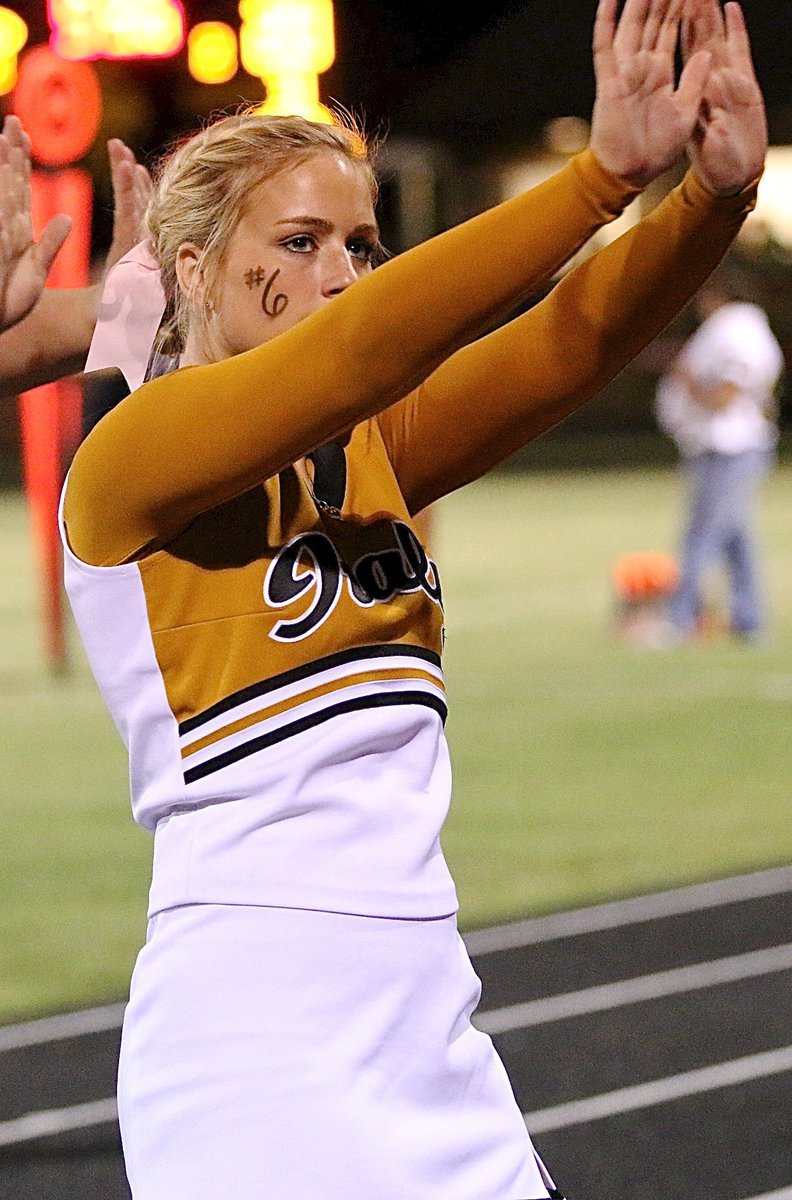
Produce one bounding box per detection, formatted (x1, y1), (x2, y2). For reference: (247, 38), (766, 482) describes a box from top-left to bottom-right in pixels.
(62, 424), (456, 919)
(61, 150), (758, 921)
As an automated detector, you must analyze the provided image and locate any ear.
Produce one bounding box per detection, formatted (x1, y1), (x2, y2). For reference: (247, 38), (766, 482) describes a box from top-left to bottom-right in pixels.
(175, 243), (206, 302)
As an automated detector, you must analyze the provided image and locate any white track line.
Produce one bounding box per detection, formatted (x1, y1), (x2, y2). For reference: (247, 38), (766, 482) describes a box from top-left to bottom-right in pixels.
(0, 1098), (118, 1149)
(744, 1189), (792, 1200)
(476, 942), (792, 1034)
(2, 866), (791, 1053)
(3, 1047), (792, 1152)
(464, 864), (792, 956)
(523, 1044), (792, 1134)
(0, 1003), (125, 1053)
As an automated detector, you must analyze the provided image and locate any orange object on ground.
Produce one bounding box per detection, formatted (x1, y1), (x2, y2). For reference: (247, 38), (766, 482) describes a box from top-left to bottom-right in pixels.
(613, 551), (679, 601)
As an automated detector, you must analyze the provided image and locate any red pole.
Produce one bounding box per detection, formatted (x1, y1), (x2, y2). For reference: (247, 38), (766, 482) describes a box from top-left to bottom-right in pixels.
(18, 168), (92, 672)
(13, 48), (100, 674)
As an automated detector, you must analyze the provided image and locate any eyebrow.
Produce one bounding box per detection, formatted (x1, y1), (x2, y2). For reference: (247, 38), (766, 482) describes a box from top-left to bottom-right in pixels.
(275, 216), (380, 239)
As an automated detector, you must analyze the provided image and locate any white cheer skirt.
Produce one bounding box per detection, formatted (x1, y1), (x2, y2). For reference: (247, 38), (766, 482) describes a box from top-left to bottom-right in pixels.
(117, 904), (557, 1200)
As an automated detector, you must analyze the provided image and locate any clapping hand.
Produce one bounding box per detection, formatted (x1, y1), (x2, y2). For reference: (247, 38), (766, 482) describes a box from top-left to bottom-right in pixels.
(0, 115), (72, 333)
(683, 0), (767, 195)
(103, 137), (154, 276)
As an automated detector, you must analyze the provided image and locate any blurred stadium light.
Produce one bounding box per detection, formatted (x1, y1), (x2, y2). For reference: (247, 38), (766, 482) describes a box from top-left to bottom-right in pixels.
(0, 7), (27, 94)
(187, 21), (238, 85)
(240, 0), (335, 122)
(48, 0), (186, 59)
(746, 147), (792, 249)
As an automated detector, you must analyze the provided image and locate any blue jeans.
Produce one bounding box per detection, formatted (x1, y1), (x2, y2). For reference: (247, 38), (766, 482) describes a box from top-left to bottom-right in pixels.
(668, 448), (774, 636)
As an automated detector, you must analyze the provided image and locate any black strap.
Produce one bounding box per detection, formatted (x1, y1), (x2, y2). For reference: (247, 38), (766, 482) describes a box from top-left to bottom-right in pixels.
(308, 442), (347, 510)
(80, 368), (131, 439)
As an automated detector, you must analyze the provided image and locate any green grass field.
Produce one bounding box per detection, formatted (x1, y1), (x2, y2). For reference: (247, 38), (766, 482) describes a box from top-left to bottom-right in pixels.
(2, 460), (792, 1020)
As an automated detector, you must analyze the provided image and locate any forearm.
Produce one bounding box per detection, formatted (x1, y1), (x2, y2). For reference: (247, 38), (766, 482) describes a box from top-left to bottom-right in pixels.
(381, 170), (757, 513)
(421, 150), (643, 347)
(65, 151), (640, 566)
(0, 286), (100, 398)
(674, 367), (738, 412)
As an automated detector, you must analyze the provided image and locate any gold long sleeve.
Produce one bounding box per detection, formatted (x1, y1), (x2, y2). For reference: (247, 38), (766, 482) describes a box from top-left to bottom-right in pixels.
(63, 152), (754, 565)
(378, 170), (757, 513)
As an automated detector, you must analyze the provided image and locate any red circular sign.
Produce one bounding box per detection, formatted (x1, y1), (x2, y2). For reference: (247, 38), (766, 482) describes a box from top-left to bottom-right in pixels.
(12, 46), (101, 166)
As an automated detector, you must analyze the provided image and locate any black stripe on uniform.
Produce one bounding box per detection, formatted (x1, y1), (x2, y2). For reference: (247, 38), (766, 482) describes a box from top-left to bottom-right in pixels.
(179, 643), (443, 737)
(183, 690), (448, 784)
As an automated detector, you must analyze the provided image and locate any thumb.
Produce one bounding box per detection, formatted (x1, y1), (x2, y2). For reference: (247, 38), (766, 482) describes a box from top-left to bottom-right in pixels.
(36, 213), (73, 276)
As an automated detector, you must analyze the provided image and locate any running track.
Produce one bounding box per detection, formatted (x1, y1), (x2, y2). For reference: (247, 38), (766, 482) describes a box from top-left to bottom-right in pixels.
(1, 864), (791, 1199)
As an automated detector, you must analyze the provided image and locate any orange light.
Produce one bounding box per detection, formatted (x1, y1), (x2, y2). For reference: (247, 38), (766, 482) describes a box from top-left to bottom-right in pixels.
(188, 21), (238, 84)
(0, 8), (28, 94)
(48, 0), (185, 60)
(240, 0), (334, 74)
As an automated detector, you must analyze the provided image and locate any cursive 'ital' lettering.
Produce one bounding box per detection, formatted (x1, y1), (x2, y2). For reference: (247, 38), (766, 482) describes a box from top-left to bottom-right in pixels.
(263, 521), (443, 642)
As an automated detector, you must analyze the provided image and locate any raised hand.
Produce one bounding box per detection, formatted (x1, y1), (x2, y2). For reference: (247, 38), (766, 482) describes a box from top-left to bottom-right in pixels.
(103, 138), (154, 276)
(683, 0), (767, 196)
(590, 0), (712, 188)
(0, 115), (72, 333)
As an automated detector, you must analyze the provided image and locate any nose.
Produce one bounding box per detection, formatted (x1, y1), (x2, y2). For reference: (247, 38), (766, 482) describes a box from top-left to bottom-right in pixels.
(322, 245), (358, 297)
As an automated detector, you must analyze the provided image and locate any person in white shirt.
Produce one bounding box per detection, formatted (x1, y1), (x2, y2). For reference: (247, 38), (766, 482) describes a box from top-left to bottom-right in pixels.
(656, 256), (785, 640)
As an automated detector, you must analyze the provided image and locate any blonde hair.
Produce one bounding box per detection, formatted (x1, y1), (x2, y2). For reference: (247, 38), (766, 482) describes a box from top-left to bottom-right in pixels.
(146, 108), (379, 356)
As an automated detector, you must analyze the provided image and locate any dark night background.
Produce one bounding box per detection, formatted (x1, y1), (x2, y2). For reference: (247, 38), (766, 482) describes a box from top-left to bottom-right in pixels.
(8, 1), (792, 252)
(5, 0), (792, 456)
(9, 0), (792, 152)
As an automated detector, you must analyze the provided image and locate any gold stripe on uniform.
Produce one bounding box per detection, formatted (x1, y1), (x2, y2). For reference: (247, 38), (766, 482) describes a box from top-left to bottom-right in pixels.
(181, 666), (444, 761)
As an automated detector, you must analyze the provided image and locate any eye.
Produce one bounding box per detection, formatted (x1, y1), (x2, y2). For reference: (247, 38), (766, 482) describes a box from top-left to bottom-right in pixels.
(282, 234), (317, 253)
(347, 238), (378, 264)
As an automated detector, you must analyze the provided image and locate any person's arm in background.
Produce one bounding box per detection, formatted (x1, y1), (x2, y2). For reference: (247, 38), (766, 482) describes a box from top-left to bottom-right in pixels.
(672, 364), (739, 410)
(0, 125), (152, 398)
(0, 116), (71, 334)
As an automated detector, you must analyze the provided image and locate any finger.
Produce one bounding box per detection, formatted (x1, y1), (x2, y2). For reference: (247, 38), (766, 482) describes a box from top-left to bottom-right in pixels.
(108, 137), (135, 166)
(657, 0), (684, 58)
(7, 141), (31, 226)
(130, 168), (152, 227)
(676, 46), (712, 115)
(641, 0), (674, 53)
(691, 0), (727, 60)
(593, 0), (619, 77)
(0, 164), (14, 231)
(35, 213), (73, 275)
(2, 115), (25, 153)
(134, 163), (154, 201)
(614, 0), (653, 56)
(108, 138), (135, 193)
(5, 120), (31, 165)
(724, 2), (756, 71)
(681, 0), (700, 61)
